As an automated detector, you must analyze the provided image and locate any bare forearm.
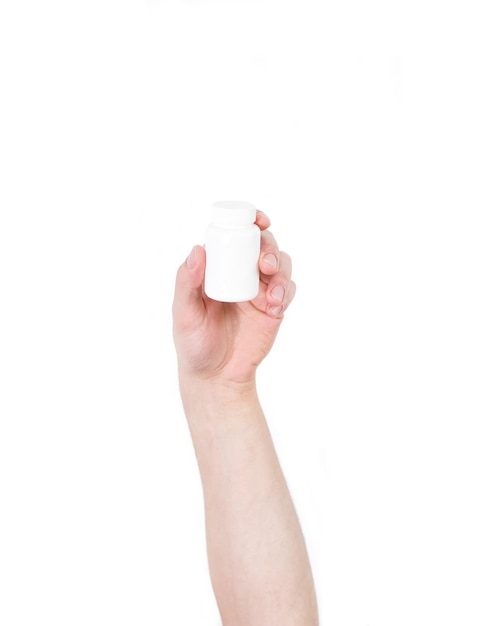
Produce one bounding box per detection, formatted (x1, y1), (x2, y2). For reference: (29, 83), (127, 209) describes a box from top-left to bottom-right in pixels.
(180, 375), (318, 626)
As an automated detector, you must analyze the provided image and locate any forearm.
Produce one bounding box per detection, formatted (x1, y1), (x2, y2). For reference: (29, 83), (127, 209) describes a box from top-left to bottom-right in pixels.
(179, 374), (318, 626)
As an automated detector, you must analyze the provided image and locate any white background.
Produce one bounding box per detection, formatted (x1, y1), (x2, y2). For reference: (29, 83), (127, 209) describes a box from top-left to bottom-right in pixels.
(1, 1), (496, 624)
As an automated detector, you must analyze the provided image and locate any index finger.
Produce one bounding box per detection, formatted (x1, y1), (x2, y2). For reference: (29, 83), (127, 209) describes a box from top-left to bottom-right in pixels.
(255, 210), (271, 231)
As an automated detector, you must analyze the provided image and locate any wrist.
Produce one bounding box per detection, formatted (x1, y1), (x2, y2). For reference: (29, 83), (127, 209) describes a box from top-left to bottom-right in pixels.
(178, 369), (260, 425)
(178, 368), (256, 398)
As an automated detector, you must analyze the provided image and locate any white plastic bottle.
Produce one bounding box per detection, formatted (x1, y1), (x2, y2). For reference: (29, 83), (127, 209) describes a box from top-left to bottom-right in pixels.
(204, 201), (261, 302)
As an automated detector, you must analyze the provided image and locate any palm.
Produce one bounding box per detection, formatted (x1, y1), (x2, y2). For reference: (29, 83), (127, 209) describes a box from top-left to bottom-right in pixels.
(181, 288), (282, 384)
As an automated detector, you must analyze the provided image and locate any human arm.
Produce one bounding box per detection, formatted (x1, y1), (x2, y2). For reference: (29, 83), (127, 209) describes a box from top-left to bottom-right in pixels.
(172, 212), (319, 625)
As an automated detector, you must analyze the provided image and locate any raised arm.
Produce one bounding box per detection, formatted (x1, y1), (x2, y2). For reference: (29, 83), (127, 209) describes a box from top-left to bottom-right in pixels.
(172, 212), (318, 626)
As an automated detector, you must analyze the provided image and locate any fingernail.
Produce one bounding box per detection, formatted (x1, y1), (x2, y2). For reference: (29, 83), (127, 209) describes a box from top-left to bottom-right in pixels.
(268, 305), (283, 316)
(264, 253), (278, 268)
(187, 246), (197, 269)
(272, 285), (285, 302)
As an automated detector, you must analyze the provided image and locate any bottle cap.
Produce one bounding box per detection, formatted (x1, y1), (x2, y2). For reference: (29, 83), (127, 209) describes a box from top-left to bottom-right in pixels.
(211, 201), (257, 228)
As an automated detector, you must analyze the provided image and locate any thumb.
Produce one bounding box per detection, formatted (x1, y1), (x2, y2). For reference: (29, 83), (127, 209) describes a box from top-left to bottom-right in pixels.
(173, 245), (207, 329)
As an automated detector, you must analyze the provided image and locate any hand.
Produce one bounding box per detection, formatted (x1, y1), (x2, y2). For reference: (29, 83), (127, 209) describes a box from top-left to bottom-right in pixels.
(172, 212), (296, 386)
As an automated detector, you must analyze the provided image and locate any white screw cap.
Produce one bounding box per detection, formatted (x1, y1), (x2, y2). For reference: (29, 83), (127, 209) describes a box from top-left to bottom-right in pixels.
(211, 201), (257, 228)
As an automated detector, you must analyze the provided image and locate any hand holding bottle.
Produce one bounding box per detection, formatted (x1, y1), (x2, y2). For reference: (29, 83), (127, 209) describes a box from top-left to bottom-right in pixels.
(172, 209), (296, 387)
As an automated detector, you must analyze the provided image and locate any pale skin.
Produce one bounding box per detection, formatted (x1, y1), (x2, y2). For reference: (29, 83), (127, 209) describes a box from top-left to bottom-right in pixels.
(172, 211), (319, 626)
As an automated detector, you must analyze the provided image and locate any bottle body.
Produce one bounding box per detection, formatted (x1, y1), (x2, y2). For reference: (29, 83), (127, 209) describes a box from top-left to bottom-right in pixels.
(204, 202), (261, 303)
